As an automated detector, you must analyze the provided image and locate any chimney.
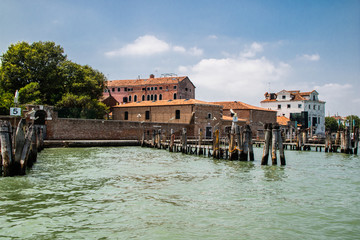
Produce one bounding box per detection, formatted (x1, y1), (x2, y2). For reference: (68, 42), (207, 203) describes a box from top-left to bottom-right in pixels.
(150, 74), (155, 79)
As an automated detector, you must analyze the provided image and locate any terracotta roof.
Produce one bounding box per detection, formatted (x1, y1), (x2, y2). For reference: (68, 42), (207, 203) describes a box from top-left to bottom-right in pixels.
(212, 101), (275, 112)
(277, 116), (290, 126)
(114, 99), (222, 108)
(260, 99), (277, 103)
(263, 90), (319, 102)
(106, 76), (190, 87)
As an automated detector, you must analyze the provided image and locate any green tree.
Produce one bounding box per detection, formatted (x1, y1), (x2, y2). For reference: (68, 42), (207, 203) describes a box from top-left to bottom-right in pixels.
(0, 41), (66, 104)
(346, 115), (360, 129)
(0, 88), (13, 115)
(0, 41), (108, 118)
(325, 117), (339, 132)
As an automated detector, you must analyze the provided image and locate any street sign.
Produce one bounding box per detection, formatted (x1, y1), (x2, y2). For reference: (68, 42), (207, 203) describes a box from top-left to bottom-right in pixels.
(10, 107), (21, 116)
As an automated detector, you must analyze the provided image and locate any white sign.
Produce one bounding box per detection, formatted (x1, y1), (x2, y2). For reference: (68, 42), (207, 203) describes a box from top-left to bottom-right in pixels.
(10, 107), (21, 116)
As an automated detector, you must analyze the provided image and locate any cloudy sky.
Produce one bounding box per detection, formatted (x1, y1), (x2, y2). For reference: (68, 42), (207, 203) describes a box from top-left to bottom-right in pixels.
(1, 0), (359, 116)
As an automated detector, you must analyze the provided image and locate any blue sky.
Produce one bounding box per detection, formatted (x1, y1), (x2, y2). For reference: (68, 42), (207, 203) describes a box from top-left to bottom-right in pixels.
(1, 0), (359, 116)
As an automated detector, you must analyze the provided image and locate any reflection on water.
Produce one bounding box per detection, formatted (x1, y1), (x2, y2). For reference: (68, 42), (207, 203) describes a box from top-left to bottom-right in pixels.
(0, 147), (359, 240)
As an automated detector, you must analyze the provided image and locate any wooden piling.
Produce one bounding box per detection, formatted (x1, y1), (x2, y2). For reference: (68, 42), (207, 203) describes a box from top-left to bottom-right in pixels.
(169, 129), (174, 152)
(271, 125), (278, 165)
(27, 126), (38, 167)
(354, 127), (359, 155)
(198, 128), (203, 155)
(0, 121), (14, 176)
(278, 128), (286, 165)
(248, 125), (254, 161)
(181, 128), (187, 154)
(20, 125), (34, 175)
(261, 123), (272, 165)
(14, 119), (26, 174)
(212, 126), (220, 159)
(229, 123), (238, 160)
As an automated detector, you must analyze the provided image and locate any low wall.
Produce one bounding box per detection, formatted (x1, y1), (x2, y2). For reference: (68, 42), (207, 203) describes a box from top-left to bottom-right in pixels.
(46, 118), (193, 140)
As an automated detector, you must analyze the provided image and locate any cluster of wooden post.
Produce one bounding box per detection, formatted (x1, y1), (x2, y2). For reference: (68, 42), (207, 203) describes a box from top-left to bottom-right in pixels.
(0, 119), (44, 177)
(261, 123), (285, 166)
(141, 124), (255, 161)
(228, 123), (254, 161)
(325, 127), (359, 154)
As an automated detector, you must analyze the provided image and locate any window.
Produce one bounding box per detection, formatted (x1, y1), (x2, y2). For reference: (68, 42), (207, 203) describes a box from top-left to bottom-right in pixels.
(287, 104), (291, 109)
(298, 104), (302, 108)
(313, 95), (316, 101)
(151, 95), (154, 101)
(145, 111), (150, 120)
(185, 88), (188, 91)
(123, 97), (128, 103)
(142, 95), (145, 101)
(112, 88), (115, 92)
(128, 95), (132, 102)
(118, 88), (120, 92)
(282, 95), (286, 99)
(124, 87), (128, 91)
(142, 88), (146, 91)
(159, 87), (163, 90)
(147, 87), (150, 91)
(159, 94), (162, 100)
(155, 87), (157, 90)
(154, 95), (157, 101)
(124, 111), (128, 120)
(278, 104), (281, 109)
(174, 86), (177, 89)
(174, 93), (177, 99)
(151, 87), (153, 90)
(175, 110), (180, 119)
(313, 105), (316, 110)
(147, 95), (150, 101)
(207, 113), (212, 119)
(134, 95), (137, 102)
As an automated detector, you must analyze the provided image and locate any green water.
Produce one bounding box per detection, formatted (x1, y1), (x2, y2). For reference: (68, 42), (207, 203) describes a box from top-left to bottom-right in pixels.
(0, 147), (359, 240)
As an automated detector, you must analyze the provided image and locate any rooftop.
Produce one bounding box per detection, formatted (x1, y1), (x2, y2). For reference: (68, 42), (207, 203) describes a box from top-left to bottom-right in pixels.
(106, 76), (193, 87)
(114, 99), (222, 108)
(212, 101), (275, 112)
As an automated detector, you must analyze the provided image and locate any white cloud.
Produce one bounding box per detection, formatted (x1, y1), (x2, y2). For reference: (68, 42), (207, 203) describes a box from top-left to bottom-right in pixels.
(105, 35), (170, 57)
(188, 47), (203, 56)
(105, 35), (203, 57)
(208, 35), (218, 39)
(240, 42), (264, 58)
(179, 56), (291, 105)
(173, 45), (186, 53)
(300, 54), (320, 61)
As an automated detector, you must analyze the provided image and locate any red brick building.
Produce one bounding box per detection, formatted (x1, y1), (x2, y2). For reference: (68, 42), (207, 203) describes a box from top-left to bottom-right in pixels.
(104, 75), (195, 106)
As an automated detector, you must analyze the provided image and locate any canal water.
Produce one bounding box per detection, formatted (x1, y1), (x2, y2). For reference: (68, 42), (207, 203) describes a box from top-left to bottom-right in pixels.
(0, 147), (359, 240)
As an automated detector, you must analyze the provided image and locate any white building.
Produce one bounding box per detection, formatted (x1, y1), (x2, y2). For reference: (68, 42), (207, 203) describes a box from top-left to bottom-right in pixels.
(260, 90), (326, 135)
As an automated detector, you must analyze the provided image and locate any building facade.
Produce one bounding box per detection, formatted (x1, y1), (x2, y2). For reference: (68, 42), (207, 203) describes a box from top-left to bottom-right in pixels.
(104, 75), (195, 105)
(112, 99), (223, 138)
(260, 90), (326, 134)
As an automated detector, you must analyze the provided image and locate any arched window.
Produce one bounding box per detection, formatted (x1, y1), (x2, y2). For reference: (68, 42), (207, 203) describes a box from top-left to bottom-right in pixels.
(173, 93), (177, 100)
(154, 95), (157, 101)
(175, 110), (180, 119)
(147, 95), (150, 101)
(142, 95), (145, 101)
(159, 94), (162, 100)
(128, 95), (132, 102)
(151, 95), (154, 101)
(134, 95), (137, 102)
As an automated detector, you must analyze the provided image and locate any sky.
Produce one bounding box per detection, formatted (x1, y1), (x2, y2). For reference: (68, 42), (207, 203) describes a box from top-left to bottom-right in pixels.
(1, 0), (359, 116)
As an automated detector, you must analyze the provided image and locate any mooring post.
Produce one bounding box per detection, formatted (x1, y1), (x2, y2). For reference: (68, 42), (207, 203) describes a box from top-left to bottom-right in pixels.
(278, 128), (286, 165)
(182, 128), (187, 154)
(340, 130), (345, 153)
(335, 129), (341, 152)
(237, 125), (244, 160)
(14, 119), (26, 175)
(354, 127), (359, 155)
(27, 126), (38, 167)
(248, 125), (254, 161)
(169, 129), (174, 152)
(229, 122), (237, 160)
(271, 124), (278, 165)
(212, 126), (220, 159)
(325, 130), (330, 152)
(0, 121), (14, 176)
(344, 127), (352, 154)
(261, 123), (272, 165)
(198, 128), (203, 155)
(241, 125), (249, 161)
(20, 125), (34, 175)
